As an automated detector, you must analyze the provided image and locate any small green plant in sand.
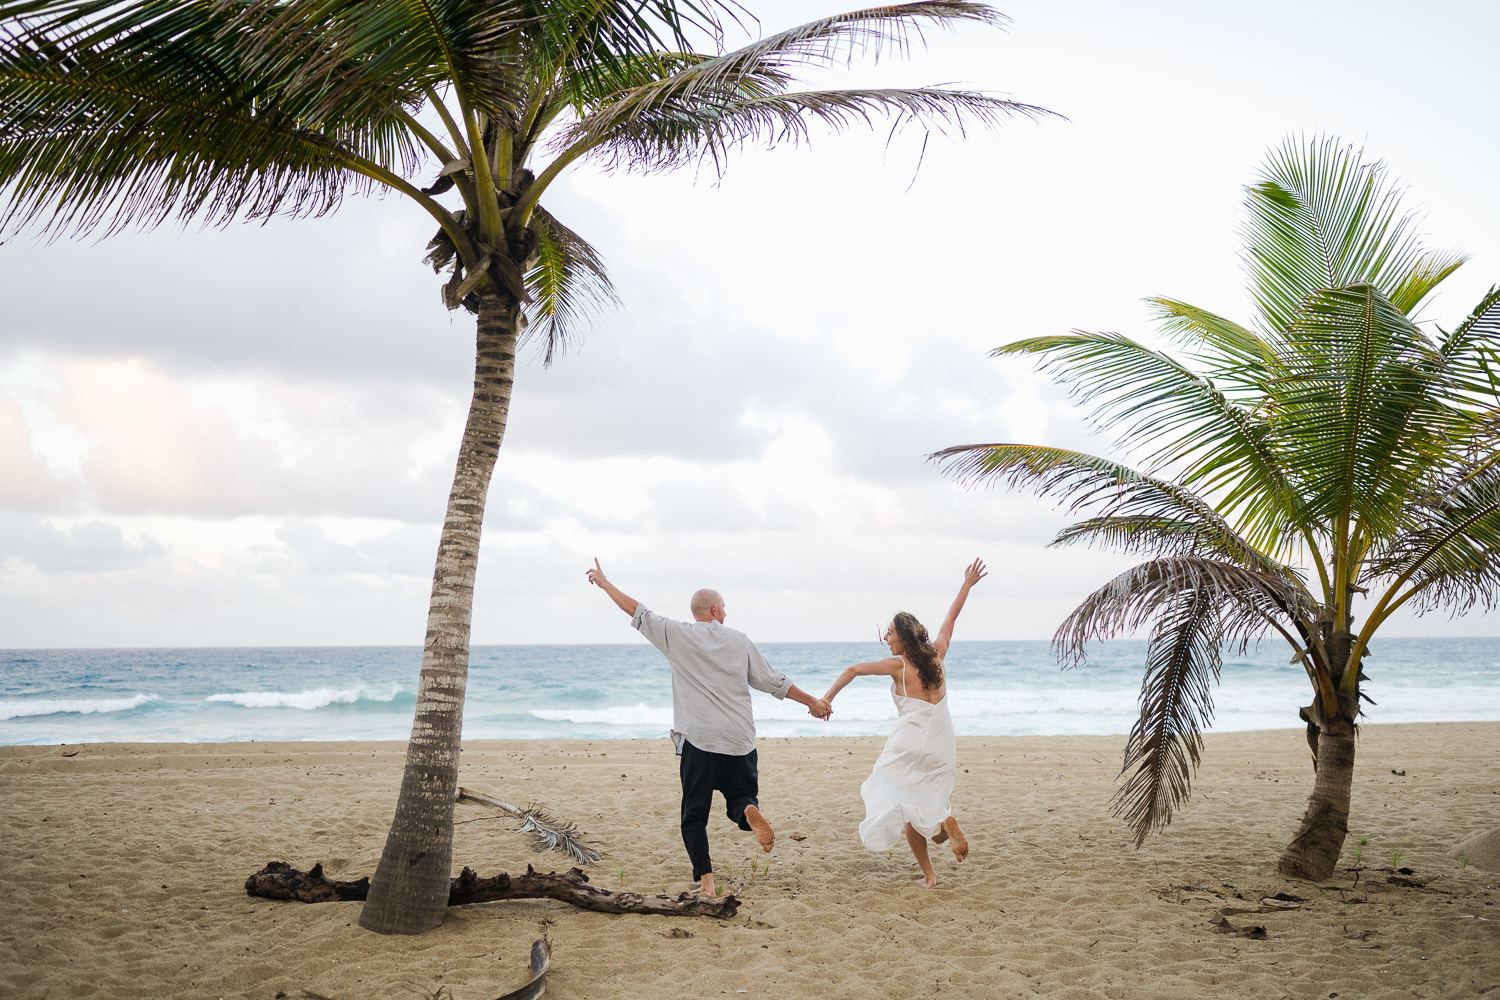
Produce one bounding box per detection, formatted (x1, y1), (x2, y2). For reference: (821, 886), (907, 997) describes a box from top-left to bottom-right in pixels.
(1389, 847), (1405, 869)
(1354, 837), (1368, 864)
(612, 864), (625, 887)
(1457, 855), (1470, 870)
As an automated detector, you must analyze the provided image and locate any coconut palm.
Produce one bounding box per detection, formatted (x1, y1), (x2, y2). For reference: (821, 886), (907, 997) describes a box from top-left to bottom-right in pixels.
(2, 0), (1052, 932)
(933, 136), (1500, 880)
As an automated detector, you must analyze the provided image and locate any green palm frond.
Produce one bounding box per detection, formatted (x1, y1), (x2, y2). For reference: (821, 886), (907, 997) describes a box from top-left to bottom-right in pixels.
(928, 443), (1292, 574)
(1144, 297), (1273, 393)
(1439, 286), (1500, 402)
(1274, 282), (1457, 538)
(523, 206), (619, 364)
(1246, 135), (1468, 336)
(989, 333), (1300, 551)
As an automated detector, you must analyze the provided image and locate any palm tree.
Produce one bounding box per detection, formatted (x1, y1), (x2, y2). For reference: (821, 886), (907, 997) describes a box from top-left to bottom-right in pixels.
(933, 136), (1500, 881)
(2, 0), (1053, 932)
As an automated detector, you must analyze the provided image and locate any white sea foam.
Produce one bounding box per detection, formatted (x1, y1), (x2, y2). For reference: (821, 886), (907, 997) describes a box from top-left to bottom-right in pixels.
(0, 694), (156, 721)
(529, 703), (674, 727)
(205, 686), (404, 711)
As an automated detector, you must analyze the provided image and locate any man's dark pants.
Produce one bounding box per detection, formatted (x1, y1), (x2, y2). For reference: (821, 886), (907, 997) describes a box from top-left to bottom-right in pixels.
(679, 739), (759, 881)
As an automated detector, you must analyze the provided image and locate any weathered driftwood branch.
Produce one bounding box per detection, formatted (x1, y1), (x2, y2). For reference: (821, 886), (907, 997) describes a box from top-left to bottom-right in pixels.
(246, 862), (739, 918)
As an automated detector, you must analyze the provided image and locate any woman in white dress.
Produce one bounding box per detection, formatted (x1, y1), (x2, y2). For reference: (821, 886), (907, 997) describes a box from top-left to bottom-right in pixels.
(822, 559), (986, 887)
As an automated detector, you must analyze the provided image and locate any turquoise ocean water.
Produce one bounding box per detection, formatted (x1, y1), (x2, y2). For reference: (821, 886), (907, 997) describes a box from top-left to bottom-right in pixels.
(2, 638), (1497, 746)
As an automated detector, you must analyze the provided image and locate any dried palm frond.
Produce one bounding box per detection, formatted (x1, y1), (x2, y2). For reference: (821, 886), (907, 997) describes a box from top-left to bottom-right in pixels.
(1052, 557), (1316, 845)
(457, 787), (602, 866)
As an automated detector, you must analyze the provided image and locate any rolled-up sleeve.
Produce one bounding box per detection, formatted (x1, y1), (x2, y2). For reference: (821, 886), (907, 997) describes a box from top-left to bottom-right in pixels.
(632, 605), (670, 655)
(746, 641), (792, 699)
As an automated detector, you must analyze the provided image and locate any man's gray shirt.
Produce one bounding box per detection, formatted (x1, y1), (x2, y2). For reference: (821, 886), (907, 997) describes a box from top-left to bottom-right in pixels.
(631, 605), (792, 756)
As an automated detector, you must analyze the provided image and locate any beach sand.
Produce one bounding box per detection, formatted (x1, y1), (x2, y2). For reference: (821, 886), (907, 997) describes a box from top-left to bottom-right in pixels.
(2, 722), (1496, 999)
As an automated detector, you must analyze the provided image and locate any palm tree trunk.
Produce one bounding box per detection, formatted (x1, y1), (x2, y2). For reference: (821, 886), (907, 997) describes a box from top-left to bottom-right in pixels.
(359, 285), (518, 935)
(1276, 708), (1355, 880)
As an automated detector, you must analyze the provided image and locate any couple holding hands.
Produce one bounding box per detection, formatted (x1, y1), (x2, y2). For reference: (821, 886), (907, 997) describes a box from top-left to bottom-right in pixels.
(586, 558), (986, 893)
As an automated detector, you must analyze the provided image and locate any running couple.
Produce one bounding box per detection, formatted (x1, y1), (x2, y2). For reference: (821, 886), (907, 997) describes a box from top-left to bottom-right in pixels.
(586, 558), (987, 893)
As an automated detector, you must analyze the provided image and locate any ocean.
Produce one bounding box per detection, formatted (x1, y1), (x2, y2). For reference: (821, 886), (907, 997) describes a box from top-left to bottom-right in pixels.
(1, 638), (1497, 747)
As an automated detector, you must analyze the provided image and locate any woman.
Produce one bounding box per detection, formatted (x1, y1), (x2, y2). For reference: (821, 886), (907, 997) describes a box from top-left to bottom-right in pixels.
(822, 559), (986, 887)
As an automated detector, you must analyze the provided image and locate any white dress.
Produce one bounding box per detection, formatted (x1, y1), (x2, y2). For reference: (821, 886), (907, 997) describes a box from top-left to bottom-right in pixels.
(857, 665), (957, 851)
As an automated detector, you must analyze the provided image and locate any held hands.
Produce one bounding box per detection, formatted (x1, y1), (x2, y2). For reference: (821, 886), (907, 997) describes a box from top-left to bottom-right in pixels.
(806, 697), (833, 721)
(962, 558), (988, 589)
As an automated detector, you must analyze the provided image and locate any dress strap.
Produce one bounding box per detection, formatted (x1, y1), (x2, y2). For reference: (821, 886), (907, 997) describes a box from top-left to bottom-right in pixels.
(901, 658), (908, 698)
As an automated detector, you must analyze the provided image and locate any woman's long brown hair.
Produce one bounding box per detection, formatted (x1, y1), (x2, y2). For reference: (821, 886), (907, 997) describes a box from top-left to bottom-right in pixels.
(891, 611), (942, 691)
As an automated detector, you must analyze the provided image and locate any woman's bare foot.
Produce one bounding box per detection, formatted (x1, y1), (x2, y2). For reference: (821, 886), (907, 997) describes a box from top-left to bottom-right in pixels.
(941, 816), (969, 862)
(913, 875), (938, 888)
(932, 828), (949, 844)
(744, 805), (775, 852)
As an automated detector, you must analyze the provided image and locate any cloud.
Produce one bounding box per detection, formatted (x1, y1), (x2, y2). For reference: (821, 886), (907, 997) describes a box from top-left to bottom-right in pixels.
(0, 515), (164, 573)
(0, 398), (76, 510)
(28, 357), (463, 521)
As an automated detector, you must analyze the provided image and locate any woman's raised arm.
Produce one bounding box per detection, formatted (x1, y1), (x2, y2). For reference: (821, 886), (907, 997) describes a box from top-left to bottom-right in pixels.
(934, 559), (987, 656)
(822, 657), (904, 705)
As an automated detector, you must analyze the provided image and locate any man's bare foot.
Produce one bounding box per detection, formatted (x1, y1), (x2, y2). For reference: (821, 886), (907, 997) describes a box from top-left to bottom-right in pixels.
(941, 816), (969, 862)
(913, 875), (938, 888)
(744, 805), (774, 852)
(698, 874), (716, 897)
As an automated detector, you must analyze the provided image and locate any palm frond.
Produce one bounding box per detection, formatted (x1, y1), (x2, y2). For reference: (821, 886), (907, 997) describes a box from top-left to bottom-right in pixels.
(1246, 134), (1468, 336)
(1053, 555), (1312, 668)
(1144, 296), (1274, 394)
(1051, 556), (1312, 844)
(1369, 466), (1500, 615)
(1112, 586), (1219, 846)
(0, 0), (412, 236)
(523, 206), (620, 364)
(568, 84), (1049, 174)
(984, 335), (1302, 551)
(457, 787), (602, 865)
(1439, 286), (1500, 403)
(1273, 282), (1457, 538)
(581, 0), (1004, 110)
(929, 443), (1293, 575)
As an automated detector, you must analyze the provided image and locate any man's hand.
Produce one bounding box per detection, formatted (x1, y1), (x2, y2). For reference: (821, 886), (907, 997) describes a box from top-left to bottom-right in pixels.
(587, 558), (639, 616)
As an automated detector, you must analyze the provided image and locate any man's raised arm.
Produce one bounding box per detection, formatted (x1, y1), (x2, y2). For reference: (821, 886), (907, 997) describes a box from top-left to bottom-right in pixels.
(586, 558), (639, 616)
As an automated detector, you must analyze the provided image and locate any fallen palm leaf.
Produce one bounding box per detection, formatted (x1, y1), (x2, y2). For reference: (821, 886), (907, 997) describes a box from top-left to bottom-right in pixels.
(496, 928), (550, 1000)
(458, 787), (601, 866)
(293, 929), (550, 1000)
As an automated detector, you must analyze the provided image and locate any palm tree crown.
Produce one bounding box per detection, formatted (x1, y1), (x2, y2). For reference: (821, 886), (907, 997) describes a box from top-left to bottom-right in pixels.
(934, 136), (1500, 879)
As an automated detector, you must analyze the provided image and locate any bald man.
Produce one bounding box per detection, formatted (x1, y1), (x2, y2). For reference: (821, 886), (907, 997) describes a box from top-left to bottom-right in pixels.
(587, 559), (831, 896)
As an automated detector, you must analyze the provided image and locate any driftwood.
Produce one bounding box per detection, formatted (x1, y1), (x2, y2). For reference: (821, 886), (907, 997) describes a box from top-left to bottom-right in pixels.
(246, 862), (739, 918)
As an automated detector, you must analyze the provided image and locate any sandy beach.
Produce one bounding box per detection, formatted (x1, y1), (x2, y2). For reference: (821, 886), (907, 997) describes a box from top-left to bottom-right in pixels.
(2, 721), (1496, 999)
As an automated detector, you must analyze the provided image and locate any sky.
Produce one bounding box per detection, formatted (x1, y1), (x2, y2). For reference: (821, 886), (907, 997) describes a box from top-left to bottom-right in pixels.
(2, 0), (1498, 648)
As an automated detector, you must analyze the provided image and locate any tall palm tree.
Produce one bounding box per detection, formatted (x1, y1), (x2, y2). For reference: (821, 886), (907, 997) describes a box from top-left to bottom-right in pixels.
(934, 136), (1500, 881)
(2, 0), (1053, 932)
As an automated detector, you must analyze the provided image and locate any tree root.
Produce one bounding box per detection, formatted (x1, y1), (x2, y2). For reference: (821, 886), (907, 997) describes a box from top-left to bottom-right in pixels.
(245, 861), (739, 918)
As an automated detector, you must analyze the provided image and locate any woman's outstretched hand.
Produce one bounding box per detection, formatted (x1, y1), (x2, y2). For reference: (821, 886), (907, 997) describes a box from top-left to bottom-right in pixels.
(962, 558), (988, 589)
